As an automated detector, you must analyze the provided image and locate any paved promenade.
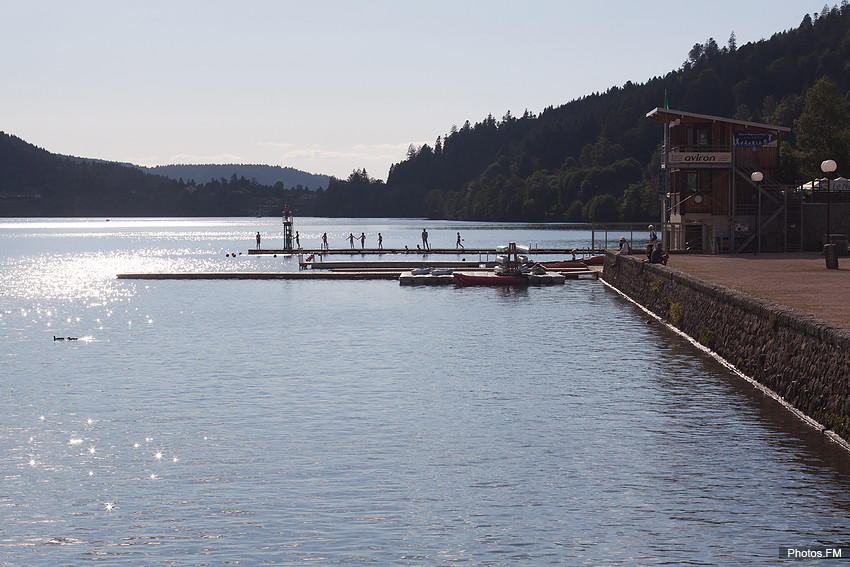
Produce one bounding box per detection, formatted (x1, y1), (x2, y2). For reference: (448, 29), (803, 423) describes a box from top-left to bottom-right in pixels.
(666, 252), (850, 327)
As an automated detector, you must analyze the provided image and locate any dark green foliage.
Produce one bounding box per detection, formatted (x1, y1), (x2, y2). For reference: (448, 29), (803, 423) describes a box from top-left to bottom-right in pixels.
(0, 132), (324, 217)
(141, 164), (330, 190)
(791, 76), (850, 178)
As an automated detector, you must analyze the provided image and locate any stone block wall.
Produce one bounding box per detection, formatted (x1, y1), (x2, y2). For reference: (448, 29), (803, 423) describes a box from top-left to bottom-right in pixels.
(602, 252), (850, 442)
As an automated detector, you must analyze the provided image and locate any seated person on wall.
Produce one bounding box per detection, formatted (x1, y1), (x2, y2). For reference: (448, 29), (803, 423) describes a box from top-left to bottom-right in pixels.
(617, 237), (631, 255)
(648, 242), (669, 265)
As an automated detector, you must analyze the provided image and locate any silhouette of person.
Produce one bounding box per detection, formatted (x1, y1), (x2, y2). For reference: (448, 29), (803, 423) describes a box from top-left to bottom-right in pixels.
(359, 232), (366, 249)
(349, 233), (355, 249)
(295, 231), (300, 249)
(256, 232), (261, 249)
(456, 232), (463, 249)
(378, 233), (383, 249)
(422, 229), (429, 250)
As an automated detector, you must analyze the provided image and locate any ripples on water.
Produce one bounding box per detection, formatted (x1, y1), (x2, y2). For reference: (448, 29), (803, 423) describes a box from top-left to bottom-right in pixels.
(3, 218), (850, 565)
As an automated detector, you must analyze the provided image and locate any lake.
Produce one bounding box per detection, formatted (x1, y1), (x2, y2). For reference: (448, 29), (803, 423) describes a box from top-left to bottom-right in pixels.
(2, 217), (850, 566)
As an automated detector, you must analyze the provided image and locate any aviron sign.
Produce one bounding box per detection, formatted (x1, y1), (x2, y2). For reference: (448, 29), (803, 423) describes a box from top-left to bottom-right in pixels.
(669, 152), (732, 165)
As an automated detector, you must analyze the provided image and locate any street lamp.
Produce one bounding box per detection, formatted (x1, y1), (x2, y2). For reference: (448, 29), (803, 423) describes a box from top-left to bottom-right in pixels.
(822, 159), (837, 244)
(751, 172), (763, 253)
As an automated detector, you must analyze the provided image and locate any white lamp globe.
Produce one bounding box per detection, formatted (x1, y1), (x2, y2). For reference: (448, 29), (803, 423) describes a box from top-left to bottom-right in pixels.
(822, 159), (837, 174)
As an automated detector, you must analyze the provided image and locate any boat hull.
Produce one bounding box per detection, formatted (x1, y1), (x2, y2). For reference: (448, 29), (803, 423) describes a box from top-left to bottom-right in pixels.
(541, 261), (586, 269)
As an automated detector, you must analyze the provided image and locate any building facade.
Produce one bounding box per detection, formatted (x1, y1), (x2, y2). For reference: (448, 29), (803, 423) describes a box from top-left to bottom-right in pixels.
(647, 108), (792, 253)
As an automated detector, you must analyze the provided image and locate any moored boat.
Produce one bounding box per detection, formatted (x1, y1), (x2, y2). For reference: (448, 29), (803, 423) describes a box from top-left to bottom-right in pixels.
(541, 255), (604, 268)
(541, 260), (587, 269)
(453, 241), (534, 285)
(581, 255), (605, 265)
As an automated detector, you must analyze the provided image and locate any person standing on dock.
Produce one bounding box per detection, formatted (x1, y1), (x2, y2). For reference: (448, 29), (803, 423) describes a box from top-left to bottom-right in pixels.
(295, 231), (300, 249)
(322, 232), (328, 250)
(377, 233), (383, 249)
(256, 232), (261, 249)
(456, 232), (464, 249)
(422, 229), (429, 250)
(349, 233), (355, 249)
(359, 232), (366, 249)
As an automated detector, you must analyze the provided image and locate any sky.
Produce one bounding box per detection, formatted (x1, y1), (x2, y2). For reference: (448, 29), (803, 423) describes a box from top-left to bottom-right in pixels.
(0, 1), (830, 180)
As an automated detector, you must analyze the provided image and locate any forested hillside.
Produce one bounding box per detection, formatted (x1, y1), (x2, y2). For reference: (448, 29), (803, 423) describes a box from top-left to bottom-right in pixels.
(2, 6), (849, 220)
(323, 5), (850, 222)
(0, 133), (324, 217)
(140, 164), (330, 191)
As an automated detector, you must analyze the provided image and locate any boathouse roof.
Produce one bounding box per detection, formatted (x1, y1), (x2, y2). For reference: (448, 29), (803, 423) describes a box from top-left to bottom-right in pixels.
(645, 107), (791, 132)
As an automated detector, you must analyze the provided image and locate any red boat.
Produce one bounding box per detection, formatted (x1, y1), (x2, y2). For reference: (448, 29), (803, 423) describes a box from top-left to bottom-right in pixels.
(541, 255), (605, 268)
(452, 272), (528, 286)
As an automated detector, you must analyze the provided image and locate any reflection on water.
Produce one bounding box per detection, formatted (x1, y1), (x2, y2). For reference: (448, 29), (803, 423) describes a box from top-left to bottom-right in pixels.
(2, 218), (850, 565)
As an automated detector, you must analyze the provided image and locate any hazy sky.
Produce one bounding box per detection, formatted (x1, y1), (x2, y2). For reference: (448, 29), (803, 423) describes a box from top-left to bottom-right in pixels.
(1, 1), (826, 180)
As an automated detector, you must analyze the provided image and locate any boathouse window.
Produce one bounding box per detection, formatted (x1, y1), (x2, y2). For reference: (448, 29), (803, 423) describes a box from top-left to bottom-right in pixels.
(686, 125), (711, 147)
(685, 170), (711, 192)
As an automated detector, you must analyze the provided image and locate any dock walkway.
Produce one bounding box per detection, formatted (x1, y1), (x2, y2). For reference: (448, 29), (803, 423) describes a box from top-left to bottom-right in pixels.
(118, 248), (602, 284)
(117, 271), (402, 280)
(117, 265), (600, 284)
(249, 247), (603, 257)
(666, 252), (850, 327)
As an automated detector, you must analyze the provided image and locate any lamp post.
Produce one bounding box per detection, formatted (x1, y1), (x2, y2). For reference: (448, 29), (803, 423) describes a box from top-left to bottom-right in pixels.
(821, 160), (839, 268)
(822, 159), (837, 243)
(751, 172), (763, 254)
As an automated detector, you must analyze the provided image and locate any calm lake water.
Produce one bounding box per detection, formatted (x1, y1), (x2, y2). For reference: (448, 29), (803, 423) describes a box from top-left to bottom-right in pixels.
(2, 217), (850, 566)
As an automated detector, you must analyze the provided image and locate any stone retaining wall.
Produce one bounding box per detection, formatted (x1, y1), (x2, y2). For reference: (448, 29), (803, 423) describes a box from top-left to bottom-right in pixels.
(602, 252), (850, 443)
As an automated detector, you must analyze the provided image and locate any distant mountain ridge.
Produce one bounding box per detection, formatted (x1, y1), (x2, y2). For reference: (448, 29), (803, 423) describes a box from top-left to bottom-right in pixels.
(139, 164), (330, 190)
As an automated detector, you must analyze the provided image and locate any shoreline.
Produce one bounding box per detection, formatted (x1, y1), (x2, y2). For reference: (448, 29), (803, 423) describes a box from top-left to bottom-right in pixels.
(601, 251), (850, 447)
(599, 276), (850, 452)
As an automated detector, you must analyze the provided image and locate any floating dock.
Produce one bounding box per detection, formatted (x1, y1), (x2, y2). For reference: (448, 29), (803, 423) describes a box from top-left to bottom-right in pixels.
(301, 260), (495, 270)
(117, 271), (400, 280)
(117, 266), (599, 284)
(249, 247), (604, 257)
(399, 272), (570, 286)
(119, 246), (603, 283)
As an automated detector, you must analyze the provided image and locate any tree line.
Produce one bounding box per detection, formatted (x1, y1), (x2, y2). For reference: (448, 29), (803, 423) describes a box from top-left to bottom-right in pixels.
(0, 133), (326, 217)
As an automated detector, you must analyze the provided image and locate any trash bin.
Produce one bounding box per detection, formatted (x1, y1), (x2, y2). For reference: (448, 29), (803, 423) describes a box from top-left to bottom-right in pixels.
(824, 243), (839, 269)
(829, 234), (848, 256)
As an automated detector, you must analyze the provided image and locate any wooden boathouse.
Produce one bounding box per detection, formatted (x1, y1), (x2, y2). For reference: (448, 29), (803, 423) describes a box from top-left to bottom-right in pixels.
(646, 108), (792, 253)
